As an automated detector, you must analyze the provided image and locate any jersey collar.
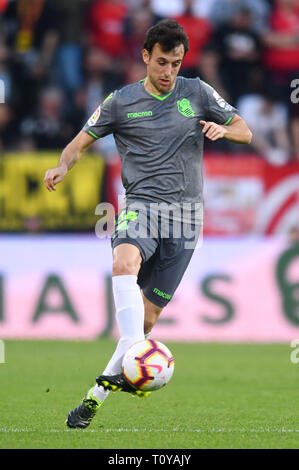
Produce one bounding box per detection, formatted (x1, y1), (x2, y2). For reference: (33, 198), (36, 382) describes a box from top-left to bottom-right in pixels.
(140, 78), (177, 101)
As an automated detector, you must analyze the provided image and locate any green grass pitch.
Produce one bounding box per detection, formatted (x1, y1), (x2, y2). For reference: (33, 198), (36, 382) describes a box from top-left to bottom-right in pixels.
(0, 340), (298, 449)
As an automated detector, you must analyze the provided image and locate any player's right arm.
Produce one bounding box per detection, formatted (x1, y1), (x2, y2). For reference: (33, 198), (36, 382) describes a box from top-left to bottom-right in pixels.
(44, 130), (94, 192)
(44, 91), (117, 192)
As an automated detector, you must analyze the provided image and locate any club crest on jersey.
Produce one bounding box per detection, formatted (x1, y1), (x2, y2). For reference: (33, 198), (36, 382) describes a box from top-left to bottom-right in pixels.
(88, 105), (101, 126)
(177, 98), (195, 117)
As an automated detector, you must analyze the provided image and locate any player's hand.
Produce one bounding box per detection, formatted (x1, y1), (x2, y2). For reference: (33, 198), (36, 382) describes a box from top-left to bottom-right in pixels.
(200, 120), (227, 141)
(44, 165), (67, 192)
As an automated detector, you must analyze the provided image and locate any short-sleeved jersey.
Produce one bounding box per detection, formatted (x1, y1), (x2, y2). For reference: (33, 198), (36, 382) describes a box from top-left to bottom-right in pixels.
(83, 77), (236, 208)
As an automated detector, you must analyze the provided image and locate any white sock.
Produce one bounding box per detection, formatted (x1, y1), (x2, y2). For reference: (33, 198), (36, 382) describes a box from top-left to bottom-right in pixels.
(93, 330), (153, 402)
(92, 383), (109, 402)
(92, 274), (145, 402)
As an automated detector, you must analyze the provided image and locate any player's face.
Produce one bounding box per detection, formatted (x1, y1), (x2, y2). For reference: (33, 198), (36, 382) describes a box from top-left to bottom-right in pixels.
(142, 43), (185, 95)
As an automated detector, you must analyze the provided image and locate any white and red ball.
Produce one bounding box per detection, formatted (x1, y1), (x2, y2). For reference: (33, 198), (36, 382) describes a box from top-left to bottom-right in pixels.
(122, 340), (175, 391)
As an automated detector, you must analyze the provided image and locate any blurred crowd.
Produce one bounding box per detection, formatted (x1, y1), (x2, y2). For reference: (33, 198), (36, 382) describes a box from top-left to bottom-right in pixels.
(0, 0), (299, 165)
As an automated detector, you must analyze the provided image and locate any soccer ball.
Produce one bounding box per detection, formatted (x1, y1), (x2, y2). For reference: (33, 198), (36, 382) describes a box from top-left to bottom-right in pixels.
(122, 339), (175, 391)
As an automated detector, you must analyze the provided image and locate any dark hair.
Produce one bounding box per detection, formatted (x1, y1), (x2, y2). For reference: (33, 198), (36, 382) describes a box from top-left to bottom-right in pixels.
(143, 19), (189, 56)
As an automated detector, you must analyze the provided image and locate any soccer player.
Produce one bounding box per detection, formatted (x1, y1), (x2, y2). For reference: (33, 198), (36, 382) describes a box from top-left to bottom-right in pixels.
(44, 19), (252, 429)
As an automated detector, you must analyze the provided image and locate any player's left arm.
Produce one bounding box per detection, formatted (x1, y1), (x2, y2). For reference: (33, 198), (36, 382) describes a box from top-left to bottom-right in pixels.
(200, 114), (252, 144)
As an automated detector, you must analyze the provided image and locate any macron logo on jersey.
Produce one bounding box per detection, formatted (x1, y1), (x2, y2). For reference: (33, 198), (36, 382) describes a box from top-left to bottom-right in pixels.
(127, 111), (153, 118)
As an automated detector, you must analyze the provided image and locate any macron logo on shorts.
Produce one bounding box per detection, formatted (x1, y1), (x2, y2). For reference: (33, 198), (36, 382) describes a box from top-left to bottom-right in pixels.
(153, 288), (171, 300)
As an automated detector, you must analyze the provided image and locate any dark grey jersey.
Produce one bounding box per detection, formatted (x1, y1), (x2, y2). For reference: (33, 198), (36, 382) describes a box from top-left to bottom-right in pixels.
(83, 77), (236, 207)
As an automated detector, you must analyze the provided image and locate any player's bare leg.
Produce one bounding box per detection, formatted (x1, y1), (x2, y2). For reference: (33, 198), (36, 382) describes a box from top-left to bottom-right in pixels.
(143, 293), (164, 339)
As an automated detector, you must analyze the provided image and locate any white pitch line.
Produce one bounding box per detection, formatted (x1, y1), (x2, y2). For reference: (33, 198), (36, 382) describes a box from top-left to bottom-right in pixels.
(1, 428), (299, 434)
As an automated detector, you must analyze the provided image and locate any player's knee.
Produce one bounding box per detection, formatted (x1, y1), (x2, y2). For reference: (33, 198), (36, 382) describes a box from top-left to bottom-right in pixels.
(112, 244), (142, 276)
(112, 257), (141, 276)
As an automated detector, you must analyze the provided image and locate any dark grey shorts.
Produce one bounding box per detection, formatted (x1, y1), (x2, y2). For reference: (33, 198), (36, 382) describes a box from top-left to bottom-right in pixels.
(111, 203), (201, 307)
